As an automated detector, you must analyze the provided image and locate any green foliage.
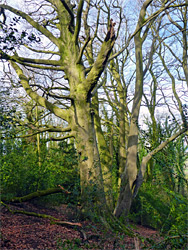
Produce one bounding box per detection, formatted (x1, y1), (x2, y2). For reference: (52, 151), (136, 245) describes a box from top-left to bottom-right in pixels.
(56, 238), (83, 250)
(148, 234), (188, 250)
(56, 237), (102, 249)
(130, 183), (188, 232)
(130, 183), (188, 249)
(140, 116), (188, 192)
(0, 139), (79, 204)
(160, 188), (188, 234)
(130, 183), (168, 229)
(1, 141), (38, 198)
(130, 116), (188, 248)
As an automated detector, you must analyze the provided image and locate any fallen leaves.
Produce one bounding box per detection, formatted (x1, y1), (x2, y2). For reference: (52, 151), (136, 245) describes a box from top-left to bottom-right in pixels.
(0, 202), (160, 249)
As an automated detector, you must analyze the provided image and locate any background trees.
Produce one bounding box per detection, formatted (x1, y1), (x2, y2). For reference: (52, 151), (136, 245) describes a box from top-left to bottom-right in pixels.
(0, 0), (187, 237)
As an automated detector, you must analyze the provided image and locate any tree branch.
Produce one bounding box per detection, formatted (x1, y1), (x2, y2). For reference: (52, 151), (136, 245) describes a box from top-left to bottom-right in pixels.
(0, 51), (62, 67)
(59, 0), (75, 33)
(10, 61), (69, 121)
(22, 126), (71, 138)
(77, 35), (90, 64)
(47, 132), (75, 141)
(74, 0), (84, 44)
(23, 44), (60, 55)
(2, 187), (70, 203)
(1, 201), (82, 228)
(86, 20), (116, 97)
(0, 4), (60, 47)
(109, 0), (186, 61)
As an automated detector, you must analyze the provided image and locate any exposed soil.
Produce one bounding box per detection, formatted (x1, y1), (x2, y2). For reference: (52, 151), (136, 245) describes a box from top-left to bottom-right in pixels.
(0, 202), (160, 249)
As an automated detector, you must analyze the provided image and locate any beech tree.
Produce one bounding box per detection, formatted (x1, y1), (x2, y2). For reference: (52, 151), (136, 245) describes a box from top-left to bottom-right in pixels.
(0, 0), (119, 211)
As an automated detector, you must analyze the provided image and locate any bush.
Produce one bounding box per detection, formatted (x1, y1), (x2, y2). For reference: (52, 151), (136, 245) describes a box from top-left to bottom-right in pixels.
(0, 139), (80, 205)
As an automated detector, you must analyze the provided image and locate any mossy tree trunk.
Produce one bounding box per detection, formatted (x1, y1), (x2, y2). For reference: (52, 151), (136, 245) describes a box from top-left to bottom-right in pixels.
(92, 92), (114, 209)
(68, 96), (106, 208)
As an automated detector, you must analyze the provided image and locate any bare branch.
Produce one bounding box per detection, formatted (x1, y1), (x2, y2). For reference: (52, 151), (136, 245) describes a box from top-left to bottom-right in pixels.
(0, 52), (62, 67)
(10, 61), (69, 121)
(77, 35), (90, 64)
(47, 133), (75, 141)
(74, 0), (84, 44)
(109, 0), (187, 61)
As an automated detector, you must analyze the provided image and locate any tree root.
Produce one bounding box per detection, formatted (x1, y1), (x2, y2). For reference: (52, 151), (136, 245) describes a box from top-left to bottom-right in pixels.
(1, 201), (82, 228)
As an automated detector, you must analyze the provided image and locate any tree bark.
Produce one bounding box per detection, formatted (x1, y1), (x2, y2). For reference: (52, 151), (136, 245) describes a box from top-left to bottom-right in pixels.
(92, 93), (114, 209)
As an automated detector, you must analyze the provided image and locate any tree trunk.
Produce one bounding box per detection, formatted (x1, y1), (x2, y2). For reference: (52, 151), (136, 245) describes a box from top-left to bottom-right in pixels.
(92, 93), (114, 209)
(118, 87), (129, 188)
(69, 98), (107, 212)
(114, 31), (143, 217)
(114, 0), (150, 218)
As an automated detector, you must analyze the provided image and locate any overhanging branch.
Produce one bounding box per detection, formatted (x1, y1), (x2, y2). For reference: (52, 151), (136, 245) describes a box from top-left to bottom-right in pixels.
(47, 132), (75, 142)
(10, 61), (69, 121)
(0, 51), (62, 68)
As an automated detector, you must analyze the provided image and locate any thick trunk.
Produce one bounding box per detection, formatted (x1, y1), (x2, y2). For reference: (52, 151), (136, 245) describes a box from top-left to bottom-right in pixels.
(6, 1), (116, 216)
(69, 99), (106, 212)
(93, 93), (114, 208)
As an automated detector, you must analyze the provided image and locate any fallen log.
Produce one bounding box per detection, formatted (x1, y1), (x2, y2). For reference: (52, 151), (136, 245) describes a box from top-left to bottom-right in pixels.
(2, 186), (70, 203)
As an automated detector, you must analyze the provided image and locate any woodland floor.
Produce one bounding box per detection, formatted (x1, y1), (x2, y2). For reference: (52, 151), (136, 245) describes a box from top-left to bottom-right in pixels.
(1, 201), (160, 250)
